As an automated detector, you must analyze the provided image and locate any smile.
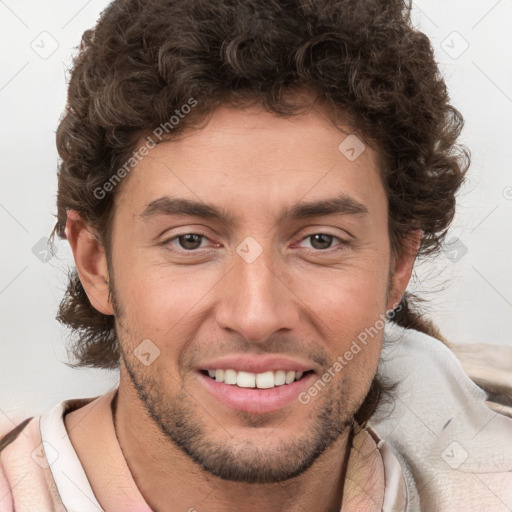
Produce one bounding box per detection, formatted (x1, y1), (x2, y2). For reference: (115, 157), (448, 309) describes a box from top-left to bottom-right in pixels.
(198, 369), (316, 414)
(200, 369), (313, 389)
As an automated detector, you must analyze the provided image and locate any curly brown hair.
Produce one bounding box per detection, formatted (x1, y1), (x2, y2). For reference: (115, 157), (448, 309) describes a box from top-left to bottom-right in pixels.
(50, 0), (469, 426)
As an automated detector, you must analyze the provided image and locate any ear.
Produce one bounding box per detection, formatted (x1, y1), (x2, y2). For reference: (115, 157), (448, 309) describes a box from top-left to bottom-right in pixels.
(386, 229), (421, 311)
(65, 210), (114, 315)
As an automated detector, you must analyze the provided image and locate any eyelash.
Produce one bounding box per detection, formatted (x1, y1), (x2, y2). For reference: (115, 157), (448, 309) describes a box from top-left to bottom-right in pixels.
(161, 232), (349, 253)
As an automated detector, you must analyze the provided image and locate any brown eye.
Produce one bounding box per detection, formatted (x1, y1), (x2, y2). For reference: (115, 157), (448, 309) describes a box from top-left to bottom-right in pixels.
(176, 233), (204, 250)
(308, 233), (336, 250)
(296, 232), (350, 253)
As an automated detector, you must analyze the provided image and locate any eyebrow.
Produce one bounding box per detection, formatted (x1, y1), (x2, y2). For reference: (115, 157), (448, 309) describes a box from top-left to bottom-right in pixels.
(139, 194), (369, 225)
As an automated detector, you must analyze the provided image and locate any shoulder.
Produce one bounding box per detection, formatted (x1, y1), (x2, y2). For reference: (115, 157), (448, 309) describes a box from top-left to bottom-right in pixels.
(379, 323), (512, 421)
(450, 342), (512, 419)
(371, 324), (512, 510)
(0, 415), (47, 511)
(0, 395), (101, 511)
(0, 416), (34, 454)
(0, 417), (35, 512)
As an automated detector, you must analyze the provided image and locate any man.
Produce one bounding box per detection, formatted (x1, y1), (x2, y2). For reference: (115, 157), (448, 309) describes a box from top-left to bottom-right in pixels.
(1, 0), (511, 511)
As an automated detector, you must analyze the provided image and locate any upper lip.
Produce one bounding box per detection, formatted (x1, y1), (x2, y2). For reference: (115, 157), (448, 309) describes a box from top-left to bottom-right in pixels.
(198, 355), (315, 374)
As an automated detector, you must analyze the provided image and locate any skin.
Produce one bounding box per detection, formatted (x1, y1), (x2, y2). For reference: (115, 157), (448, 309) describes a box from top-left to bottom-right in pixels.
(65, 100), (419, 512)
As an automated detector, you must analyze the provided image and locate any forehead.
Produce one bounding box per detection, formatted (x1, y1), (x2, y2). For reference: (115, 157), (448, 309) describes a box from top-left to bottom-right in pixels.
(114, 104), (386, 222)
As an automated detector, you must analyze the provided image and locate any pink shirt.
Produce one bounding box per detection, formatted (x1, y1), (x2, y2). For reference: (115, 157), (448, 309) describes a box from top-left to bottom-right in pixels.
(0, 387), (410, 511)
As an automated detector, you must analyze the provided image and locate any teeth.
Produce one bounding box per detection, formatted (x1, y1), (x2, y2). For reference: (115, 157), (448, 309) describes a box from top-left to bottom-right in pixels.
(224, 369), (237, 385)
(237, 371), (256, 388)
(256, 371), (274, 389)
(274, 370), (286, 386)
(205, 369), (308, 388)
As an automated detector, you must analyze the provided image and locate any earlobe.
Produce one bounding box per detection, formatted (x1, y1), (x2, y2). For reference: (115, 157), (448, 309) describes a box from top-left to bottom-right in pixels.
(387, 230), (422, 311)
(65, 210), (114, 316)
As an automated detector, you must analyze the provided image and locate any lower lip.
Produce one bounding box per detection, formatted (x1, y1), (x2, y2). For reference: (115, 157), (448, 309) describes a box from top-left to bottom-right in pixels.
(197, 372), (315, 414)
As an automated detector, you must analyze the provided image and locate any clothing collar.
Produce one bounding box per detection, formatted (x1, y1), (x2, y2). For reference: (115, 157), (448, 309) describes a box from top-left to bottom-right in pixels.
(41, 387), (409, 511)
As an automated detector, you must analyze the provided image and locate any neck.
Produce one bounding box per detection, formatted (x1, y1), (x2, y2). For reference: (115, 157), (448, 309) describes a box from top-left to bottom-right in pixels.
(113, 382), (352, 512)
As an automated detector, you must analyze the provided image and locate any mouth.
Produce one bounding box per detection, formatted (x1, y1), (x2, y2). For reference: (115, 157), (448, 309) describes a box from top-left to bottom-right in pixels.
(197, 368), (316, 414)
(199, 368), (314, 389)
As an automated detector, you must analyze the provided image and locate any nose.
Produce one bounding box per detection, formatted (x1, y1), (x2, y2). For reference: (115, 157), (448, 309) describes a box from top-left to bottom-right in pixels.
(215, 247), (300, 343)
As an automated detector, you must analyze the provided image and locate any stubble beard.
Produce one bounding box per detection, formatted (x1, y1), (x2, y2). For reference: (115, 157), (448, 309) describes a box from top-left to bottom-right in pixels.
(108, 268), (380, 484)
(119, 347), (356, 483)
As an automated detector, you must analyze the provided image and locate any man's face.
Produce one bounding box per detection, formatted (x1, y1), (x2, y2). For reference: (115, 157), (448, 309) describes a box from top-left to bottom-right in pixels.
(106, 103), (398, 483)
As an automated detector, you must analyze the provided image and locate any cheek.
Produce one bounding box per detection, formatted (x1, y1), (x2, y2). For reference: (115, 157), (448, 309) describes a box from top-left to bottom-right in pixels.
(330, 277), (387, 333)
(299, 263), (388, 323)
(291, 262), (388, 362)
(112, 254), (220, 338)
(313, 271), (387, 405)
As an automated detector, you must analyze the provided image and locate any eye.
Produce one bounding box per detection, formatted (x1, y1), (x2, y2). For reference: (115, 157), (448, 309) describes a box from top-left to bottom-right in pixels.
(298, 233), (346, 251)
(165, 233), (210, 251)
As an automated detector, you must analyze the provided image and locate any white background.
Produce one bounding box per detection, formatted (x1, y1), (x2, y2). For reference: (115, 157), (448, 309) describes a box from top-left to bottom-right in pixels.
(1, 0), (511, 422)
